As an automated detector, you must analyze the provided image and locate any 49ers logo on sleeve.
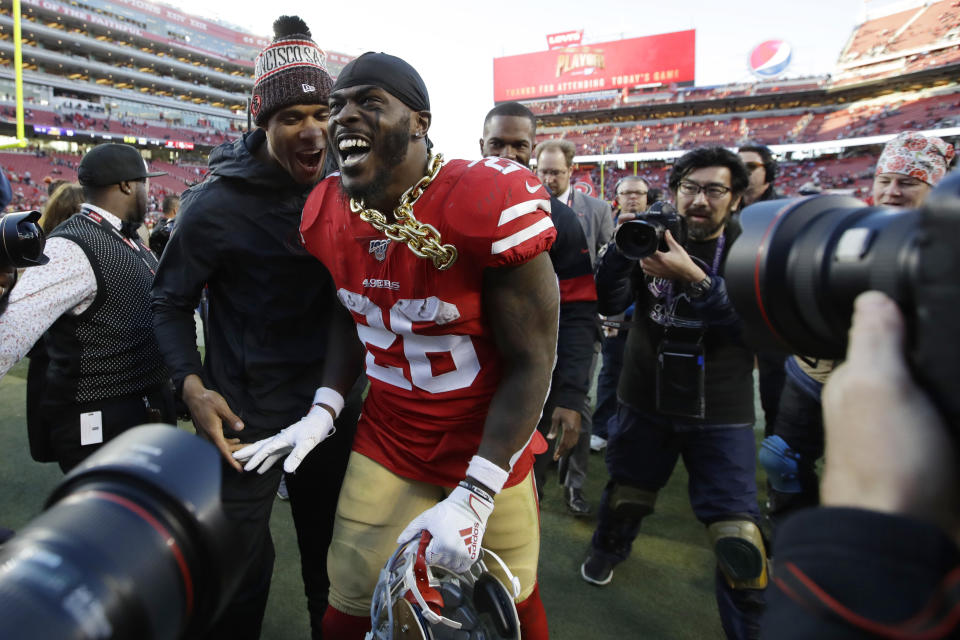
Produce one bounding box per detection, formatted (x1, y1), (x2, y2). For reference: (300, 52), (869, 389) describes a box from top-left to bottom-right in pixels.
(336, 289), (481, 394)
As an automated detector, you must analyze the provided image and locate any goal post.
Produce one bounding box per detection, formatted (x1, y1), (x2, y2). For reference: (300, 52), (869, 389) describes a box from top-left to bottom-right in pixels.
(0, 0), (28, 150)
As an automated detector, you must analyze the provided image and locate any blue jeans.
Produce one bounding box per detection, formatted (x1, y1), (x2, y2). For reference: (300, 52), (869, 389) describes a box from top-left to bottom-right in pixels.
(592, 330), (628, 439)
(591, 403), (764, 640)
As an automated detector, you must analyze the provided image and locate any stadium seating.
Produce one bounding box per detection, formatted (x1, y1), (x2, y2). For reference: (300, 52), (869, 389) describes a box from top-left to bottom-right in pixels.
(0, 149), (195, 213)
(533, 84), (959, 157)
(0, 104), (240, 148)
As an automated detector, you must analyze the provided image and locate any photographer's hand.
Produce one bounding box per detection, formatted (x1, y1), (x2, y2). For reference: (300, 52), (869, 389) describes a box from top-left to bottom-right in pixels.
(0, 267), (15, 299)
(821, 292), (958, 535)
(639, 231), (707, 283)
(548, 406), (582, 461)
(182, 374), (245, 471)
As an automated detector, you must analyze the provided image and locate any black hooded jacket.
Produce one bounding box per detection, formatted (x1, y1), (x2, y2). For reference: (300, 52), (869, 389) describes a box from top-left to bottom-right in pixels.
(151, 129), (339, 438)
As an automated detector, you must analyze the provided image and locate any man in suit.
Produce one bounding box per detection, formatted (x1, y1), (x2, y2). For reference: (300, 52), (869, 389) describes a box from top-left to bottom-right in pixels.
(535, 138), (613, 515)
(536, 139), (613, 263)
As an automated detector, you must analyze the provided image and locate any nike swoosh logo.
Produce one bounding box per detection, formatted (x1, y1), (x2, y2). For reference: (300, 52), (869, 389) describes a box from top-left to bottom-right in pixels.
(525, 180), (542, 194)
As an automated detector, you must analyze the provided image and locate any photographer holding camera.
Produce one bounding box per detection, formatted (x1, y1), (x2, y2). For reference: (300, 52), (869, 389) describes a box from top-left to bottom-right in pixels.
(582, 147), (765, 640)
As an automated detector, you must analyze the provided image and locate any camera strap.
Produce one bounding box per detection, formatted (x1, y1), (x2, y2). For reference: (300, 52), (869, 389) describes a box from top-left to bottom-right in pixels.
(663, 234), (725, 311)
(653, 236), (725, 420)
(77, 207), (159, 275)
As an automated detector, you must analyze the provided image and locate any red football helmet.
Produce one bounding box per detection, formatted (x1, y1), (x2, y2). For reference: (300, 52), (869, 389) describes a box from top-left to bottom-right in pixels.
(365, 531), (521, 640)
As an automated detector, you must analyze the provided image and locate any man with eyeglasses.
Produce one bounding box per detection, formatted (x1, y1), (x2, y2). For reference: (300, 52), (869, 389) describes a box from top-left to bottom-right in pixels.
(613, 175), (650, 224)
(583, 147), (765, 640)
(738, 144), (787, 441)
(738, 144), (779, 207)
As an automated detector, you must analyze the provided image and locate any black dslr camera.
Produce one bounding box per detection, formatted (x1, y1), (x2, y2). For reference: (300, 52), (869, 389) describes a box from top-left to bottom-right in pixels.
(0, 210), (48, 268)
(0, 426), (242, 639)
(614, 201), (689, 260)
(725, 170), (960, 428)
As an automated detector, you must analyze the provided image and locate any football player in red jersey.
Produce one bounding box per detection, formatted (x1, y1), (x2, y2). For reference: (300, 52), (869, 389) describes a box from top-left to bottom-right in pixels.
(234, 53), (558, 639)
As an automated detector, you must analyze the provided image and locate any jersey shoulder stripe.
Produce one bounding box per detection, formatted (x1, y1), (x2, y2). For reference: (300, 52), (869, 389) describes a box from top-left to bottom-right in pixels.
(492, 217), (555, 255)
(497, 198), (552, 226)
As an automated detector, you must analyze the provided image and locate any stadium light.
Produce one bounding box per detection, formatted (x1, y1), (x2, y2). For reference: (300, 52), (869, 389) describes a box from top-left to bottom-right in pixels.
(0, 0), (28, 150)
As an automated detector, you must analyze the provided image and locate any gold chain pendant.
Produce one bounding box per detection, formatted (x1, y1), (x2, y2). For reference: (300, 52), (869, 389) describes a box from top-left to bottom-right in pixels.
(349, 153), (458, 271)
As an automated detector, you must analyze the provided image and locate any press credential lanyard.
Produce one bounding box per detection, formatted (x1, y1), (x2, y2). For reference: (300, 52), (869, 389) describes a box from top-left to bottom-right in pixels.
(77, 207), (158, 275)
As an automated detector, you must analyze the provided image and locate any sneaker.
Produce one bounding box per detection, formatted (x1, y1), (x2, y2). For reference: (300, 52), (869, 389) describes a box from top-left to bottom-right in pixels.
(277, 475), (290, 501)
(590, 435), (607, 452)
(565, 487), (592, 517)
(580, 549), (614, 586)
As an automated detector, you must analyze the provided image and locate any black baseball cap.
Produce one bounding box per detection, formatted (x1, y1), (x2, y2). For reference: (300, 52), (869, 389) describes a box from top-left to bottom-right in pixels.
(77, 143), (167, 187)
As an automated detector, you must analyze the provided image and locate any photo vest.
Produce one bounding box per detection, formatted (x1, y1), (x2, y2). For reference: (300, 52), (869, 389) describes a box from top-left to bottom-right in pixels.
(44, 214), (169, 405)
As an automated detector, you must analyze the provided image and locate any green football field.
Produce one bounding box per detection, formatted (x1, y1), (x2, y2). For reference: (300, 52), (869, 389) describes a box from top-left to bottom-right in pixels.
(0, 359), (767, 639)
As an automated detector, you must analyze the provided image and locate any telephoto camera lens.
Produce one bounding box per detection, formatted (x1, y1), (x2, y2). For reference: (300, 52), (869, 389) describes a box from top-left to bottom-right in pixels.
(0, 425), (241, 640)
(725, 171), (960, 428)
(725, 194), (921, 358)
(0, 210), (49, 268)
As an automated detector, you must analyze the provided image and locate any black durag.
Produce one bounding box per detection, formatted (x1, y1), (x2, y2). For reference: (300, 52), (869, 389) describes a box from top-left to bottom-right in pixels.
(332, 51), (430, 112)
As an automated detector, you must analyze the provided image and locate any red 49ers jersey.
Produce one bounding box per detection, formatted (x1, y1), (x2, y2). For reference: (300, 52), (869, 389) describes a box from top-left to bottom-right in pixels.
(301, 158), (556, 488)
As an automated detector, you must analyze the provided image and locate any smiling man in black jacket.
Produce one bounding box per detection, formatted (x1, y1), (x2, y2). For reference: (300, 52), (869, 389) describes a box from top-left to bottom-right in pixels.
(150, 17), (361, 640)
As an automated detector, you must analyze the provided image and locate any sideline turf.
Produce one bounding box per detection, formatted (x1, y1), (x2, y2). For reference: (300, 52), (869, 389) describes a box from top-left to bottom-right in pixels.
(0, 362), (765, 638)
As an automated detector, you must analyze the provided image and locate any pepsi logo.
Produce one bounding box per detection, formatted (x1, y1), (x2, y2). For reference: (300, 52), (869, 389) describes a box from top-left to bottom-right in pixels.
(749, 40), (792, 78)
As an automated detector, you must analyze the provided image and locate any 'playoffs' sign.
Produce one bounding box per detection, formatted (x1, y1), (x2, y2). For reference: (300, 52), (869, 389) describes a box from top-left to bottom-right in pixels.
(495, 30), (696, 101)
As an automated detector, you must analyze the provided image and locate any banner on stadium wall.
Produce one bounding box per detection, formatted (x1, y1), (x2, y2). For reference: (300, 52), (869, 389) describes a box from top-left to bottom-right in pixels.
(494, 30), (695, 102)
(547, 30), (583, 50)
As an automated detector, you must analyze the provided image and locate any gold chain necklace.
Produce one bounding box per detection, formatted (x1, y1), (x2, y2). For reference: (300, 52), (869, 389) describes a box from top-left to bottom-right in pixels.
(348, 153), (458, 271)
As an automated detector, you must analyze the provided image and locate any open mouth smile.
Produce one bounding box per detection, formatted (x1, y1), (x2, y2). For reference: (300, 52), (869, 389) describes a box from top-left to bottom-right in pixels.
(337, 134), (372, 169)
(295, 149), (324, 171)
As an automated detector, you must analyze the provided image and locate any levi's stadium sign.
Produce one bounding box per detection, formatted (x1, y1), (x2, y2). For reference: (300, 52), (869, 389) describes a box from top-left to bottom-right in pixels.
(494, 30), (695, 102)
(547, 30), (583, 50)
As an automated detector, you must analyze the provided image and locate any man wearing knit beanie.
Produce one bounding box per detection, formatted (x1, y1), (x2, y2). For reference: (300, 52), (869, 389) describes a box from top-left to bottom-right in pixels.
(151, 15), (361, 640)
(250, 16), (333, 127)
(873, 131), (956, 208)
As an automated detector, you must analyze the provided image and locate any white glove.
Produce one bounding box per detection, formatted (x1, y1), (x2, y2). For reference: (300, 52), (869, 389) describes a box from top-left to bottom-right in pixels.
(233, 405), (335, 474)
(397, 483), (494, 573)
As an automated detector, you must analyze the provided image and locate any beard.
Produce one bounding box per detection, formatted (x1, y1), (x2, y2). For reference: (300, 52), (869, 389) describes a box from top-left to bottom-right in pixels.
(120, 219), (142, 239)
(121, 200), (147, 239)
(686, 209), (729, 242)
(340, 115), (411, 206)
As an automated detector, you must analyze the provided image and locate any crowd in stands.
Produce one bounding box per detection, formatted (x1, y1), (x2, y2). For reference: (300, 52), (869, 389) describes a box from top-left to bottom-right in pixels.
(0, 103), (242, 148)
(534, 87), (960, 156)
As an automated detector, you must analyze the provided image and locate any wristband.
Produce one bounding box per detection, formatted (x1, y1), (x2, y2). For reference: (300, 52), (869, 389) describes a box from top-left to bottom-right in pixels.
(466, 455), (509, 495)
(458, 480), (494, 504)
(312, 387), (345, 418)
